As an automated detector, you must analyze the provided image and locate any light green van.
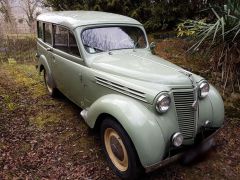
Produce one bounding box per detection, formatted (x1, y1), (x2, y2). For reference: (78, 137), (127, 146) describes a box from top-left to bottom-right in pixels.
(36, 11), (224, 179)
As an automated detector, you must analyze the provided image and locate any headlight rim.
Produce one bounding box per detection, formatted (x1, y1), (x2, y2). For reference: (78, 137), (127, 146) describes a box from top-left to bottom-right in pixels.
(156, 93), (171, 113)
(172, 132), (184, 147)
(198, 80), (210, 99)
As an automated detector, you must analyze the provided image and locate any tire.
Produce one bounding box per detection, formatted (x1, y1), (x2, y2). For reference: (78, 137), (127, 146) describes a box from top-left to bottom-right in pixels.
(100, 118), (143, 179)
(43, 69), (57, 97)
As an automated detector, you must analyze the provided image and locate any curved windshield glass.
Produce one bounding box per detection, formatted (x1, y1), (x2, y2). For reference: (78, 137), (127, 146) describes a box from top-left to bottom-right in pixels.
(81, 26), (147, 53)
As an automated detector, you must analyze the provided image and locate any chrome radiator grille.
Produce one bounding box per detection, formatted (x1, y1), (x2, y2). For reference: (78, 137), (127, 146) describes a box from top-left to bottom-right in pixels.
(173, 90), (196, 139)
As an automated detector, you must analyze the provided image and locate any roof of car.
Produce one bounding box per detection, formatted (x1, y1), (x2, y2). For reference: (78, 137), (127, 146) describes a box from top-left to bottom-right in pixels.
(37, 11), (142, 30)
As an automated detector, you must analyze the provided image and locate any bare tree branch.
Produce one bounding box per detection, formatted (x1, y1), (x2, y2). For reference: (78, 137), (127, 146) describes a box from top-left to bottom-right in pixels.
(0, 0), (13, 23)
(20, 0), (42, 32)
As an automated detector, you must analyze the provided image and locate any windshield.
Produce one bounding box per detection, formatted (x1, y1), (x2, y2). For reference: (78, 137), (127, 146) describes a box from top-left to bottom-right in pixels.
(81, 26), (147, 53)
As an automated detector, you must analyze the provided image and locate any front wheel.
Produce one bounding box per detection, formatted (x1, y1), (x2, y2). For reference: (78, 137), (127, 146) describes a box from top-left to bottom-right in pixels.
(43, 69), (57, 97)
(100, 118), (143, 179)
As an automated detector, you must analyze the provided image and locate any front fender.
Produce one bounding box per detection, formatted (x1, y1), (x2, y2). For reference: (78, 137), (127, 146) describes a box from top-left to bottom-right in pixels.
(208, 85), (225, 127)
(85, 94), (166, 167)
(198, 85), (224, 129)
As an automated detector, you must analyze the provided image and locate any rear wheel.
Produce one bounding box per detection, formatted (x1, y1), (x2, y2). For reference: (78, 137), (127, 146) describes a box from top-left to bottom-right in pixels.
(100, 118), (143, 179)
(43, 69), (57, 97)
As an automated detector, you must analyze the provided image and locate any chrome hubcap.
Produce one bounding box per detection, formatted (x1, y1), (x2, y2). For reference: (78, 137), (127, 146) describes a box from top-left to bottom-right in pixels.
(104, 128), (128, 172)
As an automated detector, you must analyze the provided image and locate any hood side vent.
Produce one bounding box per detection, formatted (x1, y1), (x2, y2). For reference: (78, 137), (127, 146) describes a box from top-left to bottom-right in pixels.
(95, 76), (147, 102)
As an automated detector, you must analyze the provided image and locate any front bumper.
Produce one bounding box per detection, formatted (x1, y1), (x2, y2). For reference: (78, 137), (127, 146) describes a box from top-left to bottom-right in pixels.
(145, 126), (223, 173)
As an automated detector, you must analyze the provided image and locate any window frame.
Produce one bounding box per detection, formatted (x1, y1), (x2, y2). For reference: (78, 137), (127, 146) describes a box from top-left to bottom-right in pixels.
(43, 22), (53, 45)
(53, 24), (81, 58)
(80, 25), (148, 54)
(37, 21), (43, 39)
(53, 24), (69, 53)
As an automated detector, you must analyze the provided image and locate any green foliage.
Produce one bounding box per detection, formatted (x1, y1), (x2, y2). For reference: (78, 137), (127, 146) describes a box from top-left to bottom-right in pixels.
(43, 0), (225, 32)
(179, 1), (240, 50)
(177, 19), (208, 37)
(178, 0), (240, 93)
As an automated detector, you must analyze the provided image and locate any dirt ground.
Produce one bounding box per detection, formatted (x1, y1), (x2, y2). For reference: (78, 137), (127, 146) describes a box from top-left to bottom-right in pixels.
(0, 58), (239, 179)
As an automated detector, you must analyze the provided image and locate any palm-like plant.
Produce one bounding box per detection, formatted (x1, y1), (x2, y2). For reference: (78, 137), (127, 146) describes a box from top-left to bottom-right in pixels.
(178, 0), (240, 93)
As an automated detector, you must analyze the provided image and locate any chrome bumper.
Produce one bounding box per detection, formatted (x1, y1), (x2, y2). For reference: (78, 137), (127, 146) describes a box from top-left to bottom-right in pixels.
(145, 126), (222, 173)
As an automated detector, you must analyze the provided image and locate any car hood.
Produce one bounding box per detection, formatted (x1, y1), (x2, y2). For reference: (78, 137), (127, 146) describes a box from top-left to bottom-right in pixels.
(90, 51), (199, 87)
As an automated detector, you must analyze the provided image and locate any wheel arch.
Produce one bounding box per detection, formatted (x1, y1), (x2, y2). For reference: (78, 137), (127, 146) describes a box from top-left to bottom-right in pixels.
(94, 113), (112, 131)
(85, 94), (166, 167)
(37, 55), (56, 89)
(96, 113), (142, 161)
(39, 64), (45, 73)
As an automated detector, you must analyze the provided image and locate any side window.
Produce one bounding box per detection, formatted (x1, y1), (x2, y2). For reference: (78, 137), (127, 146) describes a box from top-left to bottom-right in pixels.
(54, 25), (68, 53)
(53, 24), (81, 57)
(37, 21), (43, 39)
(44, 23), (52, 45)
(69, 31), (80, 57)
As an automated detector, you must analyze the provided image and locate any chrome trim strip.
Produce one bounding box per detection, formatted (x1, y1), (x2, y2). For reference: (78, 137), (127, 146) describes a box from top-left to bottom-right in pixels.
(95, 76), (147, 102)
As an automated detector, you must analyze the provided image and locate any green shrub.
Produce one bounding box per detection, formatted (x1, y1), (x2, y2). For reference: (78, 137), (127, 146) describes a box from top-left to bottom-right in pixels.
(177, 0), (240, 93)
(0, 35), (36, 63)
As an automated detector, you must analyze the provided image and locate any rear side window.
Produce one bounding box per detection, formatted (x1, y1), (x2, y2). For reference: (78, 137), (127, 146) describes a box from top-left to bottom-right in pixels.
(44, 23), (52, 45)
(53, 25), (80, 57)
(37, 21), (43, 39)
(54, 25), (68, 52)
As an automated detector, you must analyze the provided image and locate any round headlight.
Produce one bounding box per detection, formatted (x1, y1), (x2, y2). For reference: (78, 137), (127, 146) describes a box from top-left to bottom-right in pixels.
(156, 94), (171, 113)
(199, 81), (210, 98)
(172, 132), (184, 147)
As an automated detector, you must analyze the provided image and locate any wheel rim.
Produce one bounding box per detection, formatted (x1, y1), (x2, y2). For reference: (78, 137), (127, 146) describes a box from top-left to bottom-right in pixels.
(44, 71), (53, 94)
(104, 128), (128, 172)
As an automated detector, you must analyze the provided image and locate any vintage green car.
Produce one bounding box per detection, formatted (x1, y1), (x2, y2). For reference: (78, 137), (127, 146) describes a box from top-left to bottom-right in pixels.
(36, 11), (224, 179)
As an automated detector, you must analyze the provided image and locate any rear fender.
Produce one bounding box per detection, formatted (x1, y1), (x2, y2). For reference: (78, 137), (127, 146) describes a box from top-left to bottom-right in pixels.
(38, 55), (56, 88)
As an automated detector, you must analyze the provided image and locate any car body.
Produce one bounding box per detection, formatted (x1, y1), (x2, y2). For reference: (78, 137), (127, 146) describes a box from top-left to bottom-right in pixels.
(36, 11), (225, 179)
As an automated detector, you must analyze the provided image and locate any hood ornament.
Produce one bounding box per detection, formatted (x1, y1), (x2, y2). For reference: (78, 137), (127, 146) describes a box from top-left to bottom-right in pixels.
(178, 70), (195, 87)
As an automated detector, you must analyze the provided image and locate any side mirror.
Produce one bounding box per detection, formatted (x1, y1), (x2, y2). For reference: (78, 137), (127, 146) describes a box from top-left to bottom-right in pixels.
(149, 42), (156, 50)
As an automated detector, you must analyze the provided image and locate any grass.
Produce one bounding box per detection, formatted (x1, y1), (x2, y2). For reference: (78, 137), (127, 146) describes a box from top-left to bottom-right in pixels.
(29, 112), (61, 129)
(0, 38), (239, 178)
(0, 36), (36, 63)
(0, 63), (114, 179)
(2, 64), (46, 98)
(6, 34), (36, 39)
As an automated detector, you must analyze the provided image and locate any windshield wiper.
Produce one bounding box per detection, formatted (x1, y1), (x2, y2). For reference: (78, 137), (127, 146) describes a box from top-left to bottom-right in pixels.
(133, 41), (138, 52)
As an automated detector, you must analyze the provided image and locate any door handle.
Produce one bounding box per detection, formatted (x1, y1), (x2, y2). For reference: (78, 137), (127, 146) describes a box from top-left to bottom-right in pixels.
(46, 47), (52, 52)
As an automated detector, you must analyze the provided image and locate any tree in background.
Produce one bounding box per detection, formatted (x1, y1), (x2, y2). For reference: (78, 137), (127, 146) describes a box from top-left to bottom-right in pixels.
(43, 0), (226, 32)
(0, 0), (13, 23)
(0, 0), (17, 33)
(20, 0), (42, 33)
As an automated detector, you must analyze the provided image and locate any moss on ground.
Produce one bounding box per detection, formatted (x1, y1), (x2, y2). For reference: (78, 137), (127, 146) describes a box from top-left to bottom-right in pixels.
(2, 64), (46, 98)
(0, 94), (17, 111)
(17, 142), (32, 155)
(0, 50), (239, 179)
(29, 112), (61, 129)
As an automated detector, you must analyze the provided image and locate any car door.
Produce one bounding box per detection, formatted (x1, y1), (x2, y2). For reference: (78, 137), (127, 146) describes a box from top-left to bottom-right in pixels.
(42, 23), (55, 72)
(51, 25), (85, 106)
